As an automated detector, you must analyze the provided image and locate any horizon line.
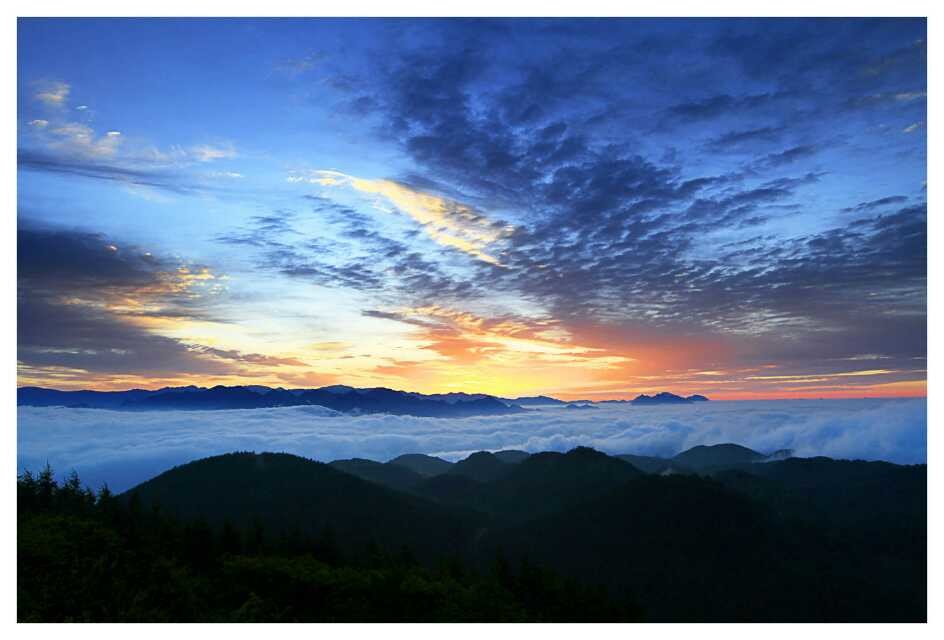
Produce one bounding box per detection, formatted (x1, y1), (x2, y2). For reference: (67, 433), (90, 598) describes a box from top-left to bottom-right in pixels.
(15, 382), (927, 403)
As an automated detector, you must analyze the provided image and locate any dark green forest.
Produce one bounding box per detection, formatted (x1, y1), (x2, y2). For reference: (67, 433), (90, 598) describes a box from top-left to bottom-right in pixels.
(17, 446), (926, 622)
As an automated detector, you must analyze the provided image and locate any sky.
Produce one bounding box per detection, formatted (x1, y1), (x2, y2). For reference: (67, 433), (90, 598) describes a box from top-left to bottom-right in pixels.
(17, 18), (927, 400)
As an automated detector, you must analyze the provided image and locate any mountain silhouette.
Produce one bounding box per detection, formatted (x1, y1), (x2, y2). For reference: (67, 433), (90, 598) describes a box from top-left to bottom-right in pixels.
(501, 395), (566, 406)
(615, 453), (682, 474)
(411, 447), (641, 523)
(22, 444), (925, 622)
(328, 458), (424, 492)
(672, 443), (766, 471)
(17, 384), (529, 417)
(122, 452), (477, 560)
(492, 449), (531, 464)
(387, 453), (454, 477)
(631, 391), (704, 405)
(445, 451), (512, 483)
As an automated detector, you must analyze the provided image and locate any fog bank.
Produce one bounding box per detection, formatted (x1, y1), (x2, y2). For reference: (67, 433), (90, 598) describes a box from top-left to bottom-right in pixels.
(17, 398), (926, 492)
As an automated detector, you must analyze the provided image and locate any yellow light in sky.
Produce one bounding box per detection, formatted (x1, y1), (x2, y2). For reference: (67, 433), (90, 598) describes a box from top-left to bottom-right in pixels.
(296, 170), (511, 265)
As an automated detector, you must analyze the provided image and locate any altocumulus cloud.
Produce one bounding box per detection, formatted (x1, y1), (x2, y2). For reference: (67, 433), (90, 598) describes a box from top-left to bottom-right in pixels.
(18, 399), (926, 492)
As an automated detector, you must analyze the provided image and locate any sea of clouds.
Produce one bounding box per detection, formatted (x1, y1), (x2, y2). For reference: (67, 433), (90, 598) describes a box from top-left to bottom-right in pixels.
(17, 398), (927, 492)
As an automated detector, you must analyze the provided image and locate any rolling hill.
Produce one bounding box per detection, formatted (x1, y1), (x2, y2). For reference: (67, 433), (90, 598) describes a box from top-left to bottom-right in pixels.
(122, 452), (479, 560)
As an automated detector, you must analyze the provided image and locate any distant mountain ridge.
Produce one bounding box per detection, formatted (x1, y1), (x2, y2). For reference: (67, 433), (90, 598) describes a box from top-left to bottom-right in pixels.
(18, 385), (712, 416)
(631, 392), (710, 405)
(17, 385), (527, 418)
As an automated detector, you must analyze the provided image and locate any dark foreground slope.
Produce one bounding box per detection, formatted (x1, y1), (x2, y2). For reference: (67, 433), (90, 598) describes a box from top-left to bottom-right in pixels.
(18, 447), (926, 622)
(484, 471), (925, 621)
(18, 466), (627, 622)
(123, 452), (477, 561)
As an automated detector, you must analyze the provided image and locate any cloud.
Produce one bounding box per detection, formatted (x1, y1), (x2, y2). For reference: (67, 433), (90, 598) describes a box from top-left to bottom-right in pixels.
(190, 143), (237, 162)
(841, 195), (908, 213)
(274, 51), (324, 76)
(284, 20), (924, 375)
(291, 170), (511, 265)
(18, 149), (197, 195)
(754, 144), (819, 169)
(16, 222), (250, 384)
(20, 79), (240, 193)
(313, 23), (925, 377)
(706, 126), (785, 151)
(662, 92), (783, 126)
(17, 398), (927, 492)
(208, 171), (244, 179)
(33, 79), (70, 106)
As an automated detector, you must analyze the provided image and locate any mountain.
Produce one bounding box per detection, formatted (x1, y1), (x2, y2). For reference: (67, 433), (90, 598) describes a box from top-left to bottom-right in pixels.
(328, 458), (424, 492)
(445, 451), (512, 483)
(686, 394), (709, 402)
(423, 392), (496, 404)
(387, 453), (454, 477)
(18, 384), (526, 418)
(131, 386), (303, 411)
(715, 457), (927, 527)
(18, 386), (156, 409)
(565, 403), (597, 410)
(631, 392), (694, 405)
(122, 452), (477, 560)
(21, 445), (926, 622)
(295, 387), (522, 417)
(501, 395), (565, 406)
(483, 474), (779, 620)
(413, 473), (483, 508)
(483, 447), (641, 521)
(418, 447), (642, 523)
(615, 453), (678, 474)
(492, 450), (531, 464)
(672, 443), (766, 471)
(483, 459), (925, 622)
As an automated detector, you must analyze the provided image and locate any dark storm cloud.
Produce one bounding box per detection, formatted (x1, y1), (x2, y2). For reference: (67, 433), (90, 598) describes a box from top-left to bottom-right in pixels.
(17, 223), (286, 377)
(19, 225), (167, 288)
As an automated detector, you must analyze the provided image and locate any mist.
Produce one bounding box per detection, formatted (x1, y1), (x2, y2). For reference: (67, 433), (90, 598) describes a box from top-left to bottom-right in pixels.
(17, 398), (926, 492)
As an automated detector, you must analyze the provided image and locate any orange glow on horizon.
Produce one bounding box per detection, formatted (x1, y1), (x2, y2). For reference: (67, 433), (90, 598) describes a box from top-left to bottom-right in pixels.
(17, 292), (926, 401)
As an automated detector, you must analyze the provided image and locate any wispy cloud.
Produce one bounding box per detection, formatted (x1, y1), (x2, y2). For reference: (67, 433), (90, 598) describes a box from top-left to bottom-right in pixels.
(20, 78), (241, 193)
(290, 170), (512, 265)
(190, 143), (237, 162)
(32, 79), (70, 106)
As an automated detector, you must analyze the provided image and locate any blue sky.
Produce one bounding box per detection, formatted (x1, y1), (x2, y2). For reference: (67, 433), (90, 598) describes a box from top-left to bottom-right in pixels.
(17, 18), (927, 399)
